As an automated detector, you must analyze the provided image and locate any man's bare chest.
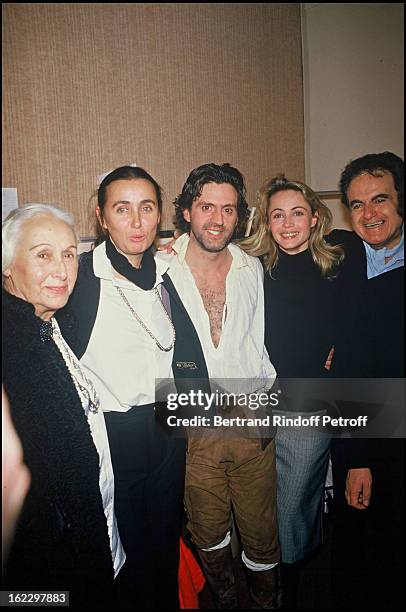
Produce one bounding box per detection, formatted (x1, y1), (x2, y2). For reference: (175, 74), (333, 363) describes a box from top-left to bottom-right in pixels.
(194, 276), (227, 348)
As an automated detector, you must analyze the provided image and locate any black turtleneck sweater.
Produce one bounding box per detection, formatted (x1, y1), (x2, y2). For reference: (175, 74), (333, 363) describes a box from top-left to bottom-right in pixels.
(264, 246), (338, 379)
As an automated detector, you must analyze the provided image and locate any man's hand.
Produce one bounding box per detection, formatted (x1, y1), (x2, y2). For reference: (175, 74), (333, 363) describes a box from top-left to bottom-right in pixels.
(324, 346), (334, 371)
(156, 237), (176, 254)
(345, 467), (372, 509)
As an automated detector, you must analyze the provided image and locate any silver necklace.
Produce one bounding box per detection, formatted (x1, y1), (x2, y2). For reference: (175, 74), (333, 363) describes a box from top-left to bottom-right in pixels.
(52, 319), (100, 414)
(116, 286), (176, 352)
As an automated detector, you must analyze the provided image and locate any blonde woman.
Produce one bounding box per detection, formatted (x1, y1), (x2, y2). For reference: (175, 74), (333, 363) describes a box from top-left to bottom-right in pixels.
(240, 175), (353, 604)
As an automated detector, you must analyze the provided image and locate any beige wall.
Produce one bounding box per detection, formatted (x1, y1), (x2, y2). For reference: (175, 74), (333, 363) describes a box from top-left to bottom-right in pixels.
(2, 3), (304, 237)
(302, 2), (404, 197)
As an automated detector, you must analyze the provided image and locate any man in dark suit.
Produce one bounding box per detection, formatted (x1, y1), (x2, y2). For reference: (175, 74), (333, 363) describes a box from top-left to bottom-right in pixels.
(331, 151), (404, 609)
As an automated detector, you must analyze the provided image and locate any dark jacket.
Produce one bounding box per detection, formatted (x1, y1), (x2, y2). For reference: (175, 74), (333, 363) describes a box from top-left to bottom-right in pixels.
(331, 229), (404, 378)
(327, 231), (404, 493)
(2, 290), (114, 608)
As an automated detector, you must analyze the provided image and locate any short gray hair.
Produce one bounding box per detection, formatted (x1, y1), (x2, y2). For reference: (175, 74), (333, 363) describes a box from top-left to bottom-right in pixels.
(2, 203), (77, 274)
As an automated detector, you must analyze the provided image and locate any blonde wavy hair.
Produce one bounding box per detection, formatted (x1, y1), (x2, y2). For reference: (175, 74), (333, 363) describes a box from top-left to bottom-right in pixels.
(239, 175), (344, 276)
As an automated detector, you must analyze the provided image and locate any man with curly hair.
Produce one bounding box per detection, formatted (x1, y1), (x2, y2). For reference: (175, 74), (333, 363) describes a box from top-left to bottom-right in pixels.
(159, 162), (281, 609)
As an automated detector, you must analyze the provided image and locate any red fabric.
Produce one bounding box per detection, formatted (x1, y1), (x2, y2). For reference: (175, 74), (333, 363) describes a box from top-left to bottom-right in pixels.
(178, 537), (206, 609)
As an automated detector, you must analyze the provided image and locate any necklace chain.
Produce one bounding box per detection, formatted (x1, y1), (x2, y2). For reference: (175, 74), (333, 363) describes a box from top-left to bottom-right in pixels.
(52, 320), (100, 414)
(116, 286), (176, 352)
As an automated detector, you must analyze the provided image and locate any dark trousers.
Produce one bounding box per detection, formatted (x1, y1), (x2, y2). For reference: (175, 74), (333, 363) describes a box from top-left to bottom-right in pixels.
(105, 406), (186, 610)
(331, 438), (404, 610)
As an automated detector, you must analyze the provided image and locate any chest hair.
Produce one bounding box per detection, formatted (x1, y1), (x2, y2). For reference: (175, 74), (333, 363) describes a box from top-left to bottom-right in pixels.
(189, 263), (231, 350)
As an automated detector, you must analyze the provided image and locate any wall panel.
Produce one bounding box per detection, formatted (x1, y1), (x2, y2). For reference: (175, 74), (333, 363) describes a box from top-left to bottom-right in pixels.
(302, 3), (403, 191)
(3, 3), (304, 236)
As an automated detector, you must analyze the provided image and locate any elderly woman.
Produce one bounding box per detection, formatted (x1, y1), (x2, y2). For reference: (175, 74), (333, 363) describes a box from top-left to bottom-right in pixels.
(2, 204), (125, 607)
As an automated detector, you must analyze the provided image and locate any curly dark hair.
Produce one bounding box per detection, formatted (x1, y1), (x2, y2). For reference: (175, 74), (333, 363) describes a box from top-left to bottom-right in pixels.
(174, 163), (250, 238)
(339, 151), (404, 217)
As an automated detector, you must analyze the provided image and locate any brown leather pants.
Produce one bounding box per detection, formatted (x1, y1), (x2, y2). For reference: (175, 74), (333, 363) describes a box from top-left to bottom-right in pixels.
(185, 433), (280, 564)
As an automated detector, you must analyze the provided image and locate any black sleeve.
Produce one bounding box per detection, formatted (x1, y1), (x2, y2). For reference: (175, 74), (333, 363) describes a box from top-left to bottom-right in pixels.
(328, 231), (371, 377)
(56, 252), (100, 358)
